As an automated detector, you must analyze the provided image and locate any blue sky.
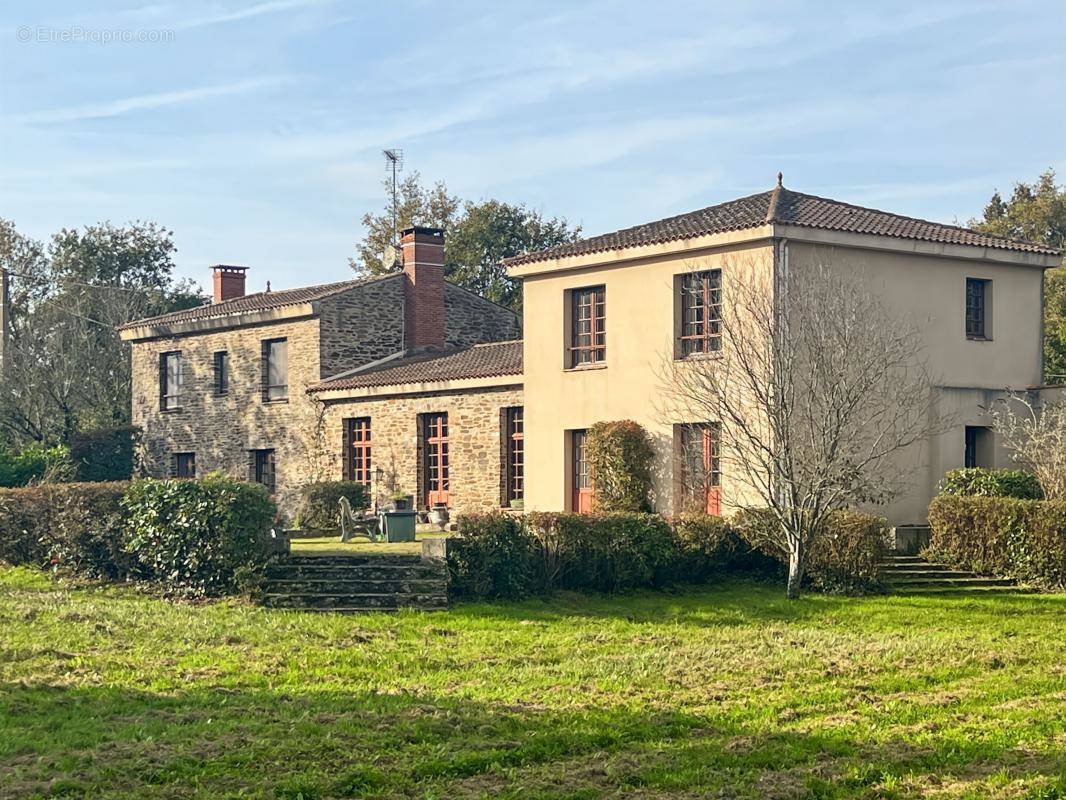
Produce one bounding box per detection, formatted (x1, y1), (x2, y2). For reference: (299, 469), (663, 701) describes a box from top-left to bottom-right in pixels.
(2, 1), (1064, 294)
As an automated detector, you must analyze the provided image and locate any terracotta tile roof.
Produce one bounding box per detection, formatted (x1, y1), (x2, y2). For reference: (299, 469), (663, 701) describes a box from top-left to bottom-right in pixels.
(119, 273), (396, 330)
(311, 340), (522, 392)
(505, 184), (1061, 266)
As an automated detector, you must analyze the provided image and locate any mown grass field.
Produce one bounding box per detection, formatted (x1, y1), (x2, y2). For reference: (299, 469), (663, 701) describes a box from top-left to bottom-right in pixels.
(1, 567), (1064, 800)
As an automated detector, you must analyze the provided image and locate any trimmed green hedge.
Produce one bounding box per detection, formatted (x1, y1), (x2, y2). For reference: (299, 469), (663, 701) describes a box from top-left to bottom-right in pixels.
(0, 476), (276, 596)
(296, 481), (370, 531)
(124, 476), (276, 597)
(927, 495), (1066, 588)
(938, 468), (1043, 500)
(70, 426), (139, 482)
(0, 482), (129, 577)
(449, 509), (884, 600)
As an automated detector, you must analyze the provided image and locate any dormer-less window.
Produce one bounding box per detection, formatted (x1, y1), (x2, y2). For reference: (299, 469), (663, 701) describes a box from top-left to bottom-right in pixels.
(262, 338), (288, 401)
(965, 278), (990, 340)
(679, 270), (722, 356)
(568, 286), (606, 367)
(159, 351), (182, 411)
(213, 351), (229, 396)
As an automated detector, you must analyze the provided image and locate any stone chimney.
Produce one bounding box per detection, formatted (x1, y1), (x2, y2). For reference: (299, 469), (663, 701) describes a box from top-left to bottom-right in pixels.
(400, 226), (445, 351)
(212, 265), (248, 303)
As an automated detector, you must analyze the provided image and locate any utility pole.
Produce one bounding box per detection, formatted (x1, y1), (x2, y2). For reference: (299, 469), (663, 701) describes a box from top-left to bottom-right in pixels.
(0, 267), (9, 377)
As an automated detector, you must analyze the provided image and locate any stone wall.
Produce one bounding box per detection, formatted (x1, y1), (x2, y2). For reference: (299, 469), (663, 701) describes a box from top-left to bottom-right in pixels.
(130, 277), (522, 515)
(322, 385), (524, 512)
(317, 276), (404, 378)
(130, 315), (324, 511)
(444, 284), (521, 347)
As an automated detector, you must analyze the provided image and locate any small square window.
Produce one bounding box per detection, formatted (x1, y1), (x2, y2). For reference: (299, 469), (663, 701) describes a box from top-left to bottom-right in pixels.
(173, 452), (196, 478)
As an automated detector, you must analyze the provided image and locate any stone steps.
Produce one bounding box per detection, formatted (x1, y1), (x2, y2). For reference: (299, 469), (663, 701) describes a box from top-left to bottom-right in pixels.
(261, 555), (449, 613)
(879, 555), (1021, 593)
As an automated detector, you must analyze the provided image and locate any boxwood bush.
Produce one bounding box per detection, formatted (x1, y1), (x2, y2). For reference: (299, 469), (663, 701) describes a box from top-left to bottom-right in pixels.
(296, 481), (370, 531)
(927, 495), (1066, 588)
(123, 475), (276, 596)
(938, 468), (1043, 500)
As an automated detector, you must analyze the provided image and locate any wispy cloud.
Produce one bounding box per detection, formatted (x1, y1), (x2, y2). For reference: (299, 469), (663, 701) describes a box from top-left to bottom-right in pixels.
(12, 76), (291, 124)
(176, 0), (339, 30)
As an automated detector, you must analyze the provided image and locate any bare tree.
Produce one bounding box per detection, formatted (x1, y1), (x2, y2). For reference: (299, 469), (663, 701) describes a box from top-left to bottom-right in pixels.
(659, 253), (940, 598)
(987, 393), (1066, 500)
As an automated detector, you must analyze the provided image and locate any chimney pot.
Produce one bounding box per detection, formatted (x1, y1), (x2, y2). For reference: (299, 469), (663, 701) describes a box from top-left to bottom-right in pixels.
(212, 265), (248, 303)
(400, 227), (445, 351)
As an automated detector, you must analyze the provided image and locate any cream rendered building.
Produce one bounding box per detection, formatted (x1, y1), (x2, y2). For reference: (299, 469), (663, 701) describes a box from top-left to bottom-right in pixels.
(507, 180), (1061, 525)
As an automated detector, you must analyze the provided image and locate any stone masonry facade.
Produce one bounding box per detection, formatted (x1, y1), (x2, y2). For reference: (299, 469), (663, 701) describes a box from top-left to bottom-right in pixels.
(321, 386), (524, 512)
(129, 276), (519, 512)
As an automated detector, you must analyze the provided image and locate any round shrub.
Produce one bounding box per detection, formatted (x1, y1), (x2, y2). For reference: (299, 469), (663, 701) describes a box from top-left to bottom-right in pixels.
(585, 420), (655, 512)
(123, 475), (276, 597)
(938, 468), (1043, 500)
(296, 481), (370, 531)
(448, 513), (536, 600)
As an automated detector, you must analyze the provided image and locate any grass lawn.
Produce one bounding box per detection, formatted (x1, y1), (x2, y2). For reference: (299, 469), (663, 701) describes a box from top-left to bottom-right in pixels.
(1, 568), (1064, 799)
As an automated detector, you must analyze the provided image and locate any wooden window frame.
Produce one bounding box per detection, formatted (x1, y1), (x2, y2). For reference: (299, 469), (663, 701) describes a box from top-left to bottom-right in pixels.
(965, 278), (990, 340)
(678, 422), (722, 515)
(213, 351), (229, 396)
(502, 407), (524, 506)
(679, 269), (722, 356)
(567, 286), (606, 368)
(570, 429), (593, 513)
(262, 338), (289, 402)
(422, 412), (450, 508)
(172, 452), (196, 478)
(251, 449), (276, 494)
(342, 417), (372, 485)
(159, 351), (183, 411)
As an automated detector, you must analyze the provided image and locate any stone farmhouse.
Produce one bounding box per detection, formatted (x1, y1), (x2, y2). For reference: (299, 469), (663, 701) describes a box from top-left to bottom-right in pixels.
(121, 181), (1062, 525)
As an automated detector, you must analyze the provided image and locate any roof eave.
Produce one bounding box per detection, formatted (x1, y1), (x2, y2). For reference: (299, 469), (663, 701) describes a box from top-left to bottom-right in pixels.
(311, 372), (524, 400)
(773, 224), (1062, 268)
(119, 302), (318, 342)
(506, 225), (776, 278)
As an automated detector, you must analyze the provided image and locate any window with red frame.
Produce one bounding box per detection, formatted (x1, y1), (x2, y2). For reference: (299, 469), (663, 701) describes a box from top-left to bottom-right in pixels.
(679, 423), (721, 515)
(679, 269), (722, 356)
(343, 417), (372, 484)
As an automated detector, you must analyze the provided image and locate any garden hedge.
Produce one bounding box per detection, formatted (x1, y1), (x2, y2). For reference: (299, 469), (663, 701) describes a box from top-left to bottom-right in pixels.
(449, 508), (884, 600)
(123, 476), (277, 596)
(927, 495), (1066, 588)
(0, 476), (277, 596)
(0, 481), (129, 577)
(295, 481), (370, 531)
(938, 468), (1043, 500)
(70, 426), (139, 482)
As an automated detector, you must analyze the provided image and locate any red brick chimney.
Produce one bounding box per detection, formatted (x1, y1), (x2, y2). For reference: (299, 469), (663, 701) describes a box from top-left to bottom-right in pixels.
(212, 265), (248, 303)
(400, 226), (445, 351)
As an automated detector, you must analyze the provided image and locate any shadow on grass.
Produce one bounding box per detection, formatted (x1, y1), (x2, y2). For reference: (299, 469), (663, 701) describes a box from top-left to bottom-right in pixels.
(2, 681), (1062, 799)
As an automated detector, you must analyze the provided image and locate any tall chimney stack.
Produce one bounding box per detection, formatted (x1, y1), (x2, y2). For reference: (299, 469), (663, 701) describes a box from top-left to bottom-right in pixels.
(400, 226), (445, 351)
(212, 265), (248, 303)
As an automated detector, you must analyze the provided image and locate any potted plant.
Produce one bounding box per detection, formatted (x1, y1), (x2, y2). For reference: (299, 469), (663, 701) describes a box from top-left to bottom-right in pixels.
(390, 489), (412, 511)
(429, 502), (449, 530)
(508, 498), (525, 512)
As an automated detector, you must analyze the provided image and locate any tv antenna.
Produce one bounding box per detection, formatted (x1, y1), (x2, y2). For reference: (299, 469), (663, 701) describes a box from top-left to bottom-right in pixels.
(383, 149), (404, 256)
